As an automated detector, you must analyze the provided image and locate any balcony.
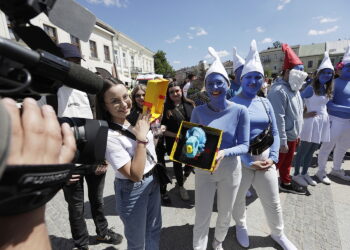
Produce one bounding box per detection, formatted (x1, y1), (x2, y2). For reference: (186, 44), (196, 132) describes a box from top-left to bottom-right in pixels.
(131, 67), (142, 73)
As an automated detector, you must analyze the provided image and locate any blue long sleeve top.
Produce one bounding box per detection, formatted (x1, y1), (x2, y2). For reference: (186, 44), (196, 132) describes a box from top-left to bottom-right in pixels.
(327, 78), (350, 118)
(231, 96), (280, 167)
(190, 102), (250, 157)
(300, 85), (326, 99)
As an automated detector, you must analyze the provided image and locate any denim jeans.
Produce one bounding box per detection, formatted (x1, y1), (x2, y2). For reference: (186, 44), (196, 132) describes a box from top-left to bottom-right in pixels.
(115, 174), (161, 250)
(293, 141), (319, 175)
(63, 171), (108, 247)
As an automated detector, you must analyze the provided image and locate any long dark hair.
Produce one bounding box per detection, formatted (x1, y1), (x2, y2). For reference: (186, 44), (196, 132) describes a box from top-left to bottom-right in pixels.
(312, 70), (334, 99)
(95, 77), (125, 122)
(164, 81), (194, 119)
(130, 84), (146, 112)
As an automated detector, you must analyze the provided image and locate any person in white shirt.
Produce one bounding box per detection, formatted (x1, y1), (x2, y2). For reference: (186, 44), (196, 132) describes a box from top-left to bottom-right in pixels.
(97, 78), (161, 250)
(182, 73), (196, 98)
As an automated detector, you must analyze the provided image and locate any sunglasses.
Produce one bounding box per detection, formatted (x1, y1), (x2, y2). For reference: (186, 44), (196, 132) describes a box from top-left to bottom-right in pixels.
(135, 93), (145, 98)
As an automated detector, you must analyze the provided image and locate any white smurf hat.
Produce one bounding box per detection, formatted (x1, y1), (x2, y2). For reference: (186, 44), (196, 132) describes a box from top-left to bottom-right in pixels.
(241, 40), (264, 78)
(342, 44), (350, 65)
(204, 47), (230, 84)
(232, 47), (245, 72)
(317, 51), (334, 73)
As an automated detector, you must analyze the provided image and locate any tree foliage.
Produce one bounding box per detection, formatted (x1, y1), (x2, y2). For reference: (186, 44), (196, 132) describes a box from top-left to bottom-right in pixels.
(273, 41), (282, 48)
(154, 50), (175, 77)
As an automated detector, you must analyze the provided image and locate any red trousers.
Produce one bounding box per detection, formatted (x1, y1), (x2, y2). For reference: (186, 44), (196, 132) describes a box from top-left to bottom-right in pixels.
(276, 140), (298, 184)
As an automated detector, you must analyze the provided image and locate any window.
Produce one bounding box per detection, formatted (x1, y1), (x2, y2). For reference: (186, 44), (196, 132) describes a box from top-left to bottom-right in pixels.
(104, 45), (111, 61)
(131, 55), (135, 68)
(114, 50), (119, 65)
(43, 24), (58, 43)
(70, 35), (81, 53)
(123, 52), (127, 67)
(307, 60), (313, 68)
(89, 40), (98, 58)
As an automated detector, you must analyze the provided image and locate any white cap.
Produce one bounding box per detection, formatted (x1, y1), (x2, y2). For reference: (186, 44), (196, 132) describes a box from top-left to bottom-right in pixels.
(317, 51), (334, 73)
(232, 47), (245, 72)
(241, 40), (264, 78)
(342, 44), (350, 65)
(204, 47), (230, 84)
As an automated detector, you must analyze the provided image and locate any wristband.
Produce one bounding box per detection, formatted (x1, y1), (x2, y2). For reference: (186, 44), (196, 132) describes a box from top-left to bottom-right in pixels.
(136, 138), (149, 145)
(0, 163), (74, 216)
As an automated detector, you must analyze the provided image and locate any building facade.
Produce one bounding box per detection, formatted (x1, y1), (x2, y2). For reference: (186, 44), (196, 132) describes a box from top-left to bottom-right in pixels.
(260, 40), (350, 76)
(0, 11), (155, 86)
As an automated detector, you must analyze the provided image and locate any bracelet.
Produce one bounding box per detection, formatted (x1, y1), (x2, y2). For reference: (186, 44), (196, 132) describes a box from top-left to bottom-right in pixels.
(136, 138), (149, 144)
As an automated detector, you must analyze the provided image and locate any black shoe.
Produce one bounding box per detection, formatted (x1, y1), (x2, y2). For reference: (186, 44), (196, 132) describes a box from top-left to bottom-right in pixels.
(279, 182), (306, 195)
(72, 246), (89, 250)
(161, 193), (172, 205)
(96, 228), (123, 245)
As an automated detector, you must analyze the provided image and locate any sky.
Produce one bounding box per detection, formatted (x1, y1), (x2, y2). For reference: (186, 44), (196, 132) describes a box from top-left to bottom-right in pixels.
(76, 0), (350, 70)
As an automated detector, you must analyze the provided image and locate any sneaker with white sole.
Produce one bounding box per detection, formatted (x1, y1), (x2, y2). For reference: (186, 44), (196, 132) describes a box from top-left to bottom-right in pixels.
(315, 172), (331, 185)
(212, 238), (224, 250)
(271, 234), (297, 250)
(292, 174), (308, 187)
(178, 186), (190, 201)
(235, 226), (249, 248)
(329, 169), (350, 181)
(302, 174), (317, 186)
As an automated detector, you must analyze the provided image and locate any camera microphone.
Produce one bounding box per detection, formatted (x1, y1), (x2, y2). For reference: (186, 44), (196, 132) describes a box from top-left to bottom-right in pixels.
(0, 37), (104, 94)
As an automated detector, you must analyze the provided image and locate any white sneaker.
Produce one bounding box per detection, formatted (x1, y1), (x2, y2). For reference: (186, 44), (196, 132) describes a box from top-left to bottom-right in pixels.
(246, 190), (252, 198)
(212, 238), (224, 250)
(271, 234), (297, 250)
(316, 172), (331, 185)
(292, 174), (308, 187)
(178, 186), (190, 201)
(329, 169), (350, 181)
(302, 174), (317, 186)
(235, 226), (249, 248)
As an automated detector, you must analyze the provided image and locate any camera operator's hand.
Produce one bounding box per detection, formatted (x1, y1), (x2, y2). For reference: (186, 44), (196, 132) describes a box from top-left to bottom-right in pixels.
(3, 98), (76, 165)
(0, 98), (76, 250)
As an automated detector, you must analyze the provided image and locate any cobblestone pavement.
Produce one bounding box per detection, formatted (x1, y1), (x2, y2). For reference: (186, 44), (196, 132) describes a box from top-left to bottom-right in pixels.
(46, 153), (350, 250)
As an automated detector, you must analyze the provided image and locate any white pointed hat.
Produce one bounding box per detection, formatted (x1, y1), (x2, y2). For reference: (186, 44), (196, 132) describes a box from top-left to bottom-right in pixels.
(232, 47), (245, 72)
(317, 51), (334, 72)
(342, 44), (350, 65)
(204, 47), (230, 84)
(241, 40), (264, 78)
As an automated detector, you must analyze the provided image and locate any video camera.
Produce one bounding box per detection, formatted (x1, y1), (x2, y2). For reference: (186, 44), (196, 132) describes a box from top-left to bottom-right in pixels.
(0, 0), (108, 166)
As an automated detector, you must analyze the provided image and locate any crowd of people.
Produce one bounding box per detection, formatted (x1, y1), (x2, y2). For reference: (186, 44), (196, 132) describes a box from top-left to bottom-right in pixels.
(1, 39), (350, 250)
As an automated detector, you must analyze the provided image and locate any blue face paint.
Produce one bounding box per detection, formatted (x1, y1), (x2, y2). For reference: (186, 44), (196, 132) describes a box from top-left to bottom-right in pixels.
(205, 73), (229, 110)
(241, 72), (264, 99)
(234, 65), (244, 86)
(293, 64), (304, 71)
(341, 63), (350, 80)
(318, 68), (334, 84)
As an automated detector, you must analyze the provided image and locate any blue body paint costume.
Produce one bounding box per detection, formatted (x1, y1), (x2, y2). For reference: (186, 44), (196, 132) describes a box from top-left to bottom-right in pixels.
(191, 102), (249, 157)
(231, 96), (280, 167)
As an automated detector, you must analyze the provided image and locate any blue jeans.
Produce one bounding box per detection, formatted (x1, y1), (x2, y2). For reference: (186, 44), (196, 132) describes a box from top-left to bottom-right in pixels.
(115, 174), (161, 250)
(293, 141), (319, 176)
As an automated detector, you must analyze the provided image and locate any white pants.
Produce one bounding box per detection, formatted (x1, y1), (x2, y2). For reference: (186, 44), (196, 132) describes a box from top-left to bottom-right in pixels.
(193, 156), (241, 250)
(232, 164), (284, 236)
(318, 115), (350, 174)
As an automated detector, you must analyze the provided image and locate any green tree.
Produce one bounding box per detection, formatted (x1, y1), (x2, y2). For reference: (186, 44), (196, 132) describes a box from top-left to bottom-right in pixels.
(153, 50), (175, 77)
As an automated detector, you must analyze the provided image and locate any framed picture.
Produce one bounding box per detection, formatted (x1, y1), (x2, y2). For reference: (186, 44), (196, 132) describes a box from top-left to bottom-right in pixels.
(169, 121), (223, 172)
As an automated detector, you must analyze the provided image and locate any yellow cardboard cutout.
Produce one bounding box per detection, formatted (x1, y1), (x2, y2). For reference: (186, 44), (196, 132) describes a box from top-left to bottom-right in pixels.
(142, 79), (169, 122)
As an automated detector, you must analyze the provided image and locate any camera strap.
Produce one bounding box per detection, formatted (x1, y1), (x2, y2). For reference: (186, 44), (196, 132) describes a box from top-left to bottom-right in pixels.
(0, 163), (74, 216)
(108, 122), (156, 163)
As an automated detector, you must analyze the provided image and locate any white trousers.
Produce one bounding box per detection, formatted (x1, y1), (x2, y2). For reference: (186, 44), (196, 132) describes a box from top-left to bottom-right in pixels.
(232, 165), (284, 236)
(318, 115), (350, 174)
(193, 156), (241, 250)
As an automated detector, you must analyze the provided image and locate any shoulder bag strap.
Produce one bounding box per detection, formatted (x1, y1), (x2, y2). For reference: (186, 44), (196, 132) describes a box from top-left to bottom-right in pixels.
(259, 97), (272, 127)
